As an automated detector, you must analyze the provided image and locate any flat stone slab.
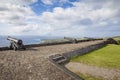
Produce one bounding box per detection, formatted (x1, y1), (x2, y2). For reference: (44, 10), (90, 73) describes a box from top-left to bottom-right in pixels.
(66, 62), (120, 80)
(0, 40), (105, 80)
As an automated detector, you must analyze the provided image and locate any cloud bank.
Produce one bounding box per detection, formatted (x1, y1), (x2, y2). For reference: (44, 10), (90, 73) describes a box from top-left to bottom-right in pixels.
(0, 0), (120, 37)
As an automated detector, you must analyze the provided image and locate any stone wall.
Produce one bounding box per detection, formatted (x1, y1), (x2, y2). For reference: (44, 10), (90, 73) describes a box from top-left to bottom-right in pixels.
(62, 40), (108, 59)
(0, 39), (103, 51)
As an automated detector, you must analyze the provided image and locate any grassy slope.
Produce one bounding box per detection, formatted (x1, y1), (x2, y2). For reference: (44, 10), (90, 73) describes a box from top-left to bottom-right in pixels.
(71, 44), (120, 68)
(114, 37), (120, 44)
(114, 37), (120, 41)
(42, 39), (69, 43)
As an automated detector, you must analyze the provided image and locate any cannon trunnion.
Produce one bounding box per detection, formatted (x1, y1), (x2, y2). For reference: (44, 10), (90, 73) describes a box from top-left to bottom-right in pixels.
(7, 36), (26, 51)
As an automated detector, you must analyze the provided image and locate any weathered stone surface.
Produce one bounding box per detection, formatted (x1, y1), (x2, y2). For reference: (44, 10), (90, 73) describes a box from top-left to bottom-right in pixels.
(0, 40), (105, 80)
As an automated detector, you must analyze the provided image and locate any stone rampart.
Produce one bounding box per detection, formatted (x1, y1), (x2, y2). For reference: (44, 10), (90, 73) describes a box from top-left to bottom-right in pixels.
(63, 40), (108, 59)
(0, 39), (103, 51)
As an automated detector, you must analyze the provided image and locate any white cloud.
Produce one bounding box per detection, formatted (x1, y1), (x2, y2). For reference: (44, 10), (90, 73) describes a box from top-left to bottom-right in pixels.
(0, 0), (37, 5)
(41, 0), (69, 5)
(0, 2), (35, 26)
(0, 0), (39, 35)
(59, 0), (69, 3)
(0, 0), (120, 37)
(38, 1), (120, 37)
(41, 0), (53, 5)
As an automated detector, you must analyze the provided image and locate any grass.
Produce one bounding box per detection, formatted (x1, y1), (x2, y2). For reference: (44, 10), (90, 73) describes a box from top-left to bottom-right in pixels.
(41, 38), (69, 43)
(41, 38), (85, 43)
(114, 37), (120, 41)
(114, 37), (120, 44)
(71, 44), (120, 68)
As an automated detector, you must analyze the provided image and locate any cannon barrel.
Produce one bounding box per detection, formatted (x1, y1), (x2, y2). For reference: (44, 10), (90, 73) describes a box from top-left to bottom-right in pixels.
(7, 37), (22, 43)
(64, 37), (77, 43)
(7, 36), (25, 51)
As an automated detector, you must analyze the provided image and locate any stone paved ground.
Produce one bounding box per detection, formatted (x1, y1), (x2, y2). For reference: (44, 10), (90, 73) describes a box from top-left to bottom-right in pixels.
(0, 40), (104, 80)
(66, 62), (120, 80)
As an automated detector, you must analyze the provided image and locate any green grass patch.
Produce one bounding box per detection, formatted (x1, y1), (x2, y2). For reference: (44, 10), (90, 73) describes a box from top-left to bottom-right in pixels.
(41, 38), (69, 43)
(114, 37), (120, 44)
(114, 37), (120, 41)
(71, 44), (120, 68)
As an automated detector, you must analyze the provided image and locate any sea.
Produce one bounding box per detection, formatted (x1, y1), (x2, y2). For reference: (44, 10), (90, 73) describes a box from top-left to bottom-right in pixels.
(0, 35), (59, 47)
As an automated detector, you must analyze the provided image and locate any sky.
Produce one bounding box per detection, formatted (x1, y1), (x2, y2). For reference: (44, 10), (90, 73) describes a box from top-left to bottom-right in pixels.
(0, 0), (120, 37)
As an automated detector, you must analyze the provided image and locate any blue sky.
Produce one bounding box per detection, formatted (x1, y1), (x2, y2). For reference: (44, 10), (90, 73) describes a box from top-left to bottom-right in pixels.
(30, 0), (75, 15)
(0, 0), (120, 37)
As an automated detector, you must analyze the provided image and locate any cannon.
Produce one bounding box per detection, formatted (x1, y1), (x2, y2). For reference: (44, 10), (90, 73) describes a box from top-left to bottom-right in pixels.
(7, 36), (26, 51)
(64, 37), (77, 43)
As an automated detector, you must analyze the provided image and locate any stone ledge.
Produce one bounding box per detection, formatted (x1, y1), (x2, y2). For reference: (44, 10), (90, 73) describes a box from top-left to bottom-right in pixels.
(0, 39), (103, 51)
(48, 57), (83, 80)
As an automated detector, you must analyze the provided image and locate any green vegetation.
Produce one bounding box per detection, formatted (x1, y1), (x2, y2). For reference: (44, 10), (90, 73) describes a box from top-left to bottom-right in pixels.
(42, 38), (69, 43)
(42, 37), (103, 44)
(114, 37), (120, 41)
(71, 44), (120, 68)
(41, 38), (85, 43)
(114, 37), (120, 44)
(77, 73), (104, 80)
